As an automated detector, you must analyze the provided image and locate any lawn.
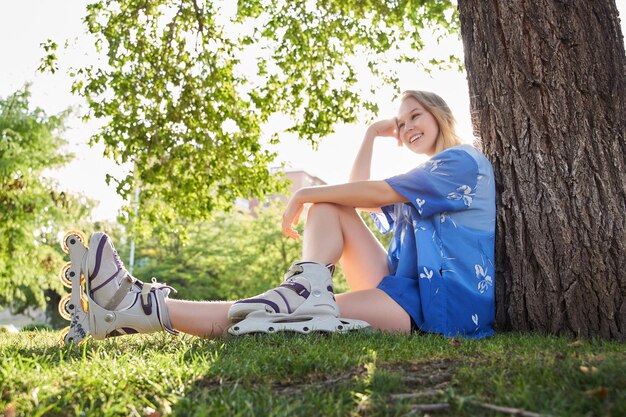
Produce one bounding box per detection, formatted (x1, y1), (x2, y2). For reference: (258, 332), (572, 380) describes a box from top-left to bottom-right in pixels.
(1, 330), (624, 416)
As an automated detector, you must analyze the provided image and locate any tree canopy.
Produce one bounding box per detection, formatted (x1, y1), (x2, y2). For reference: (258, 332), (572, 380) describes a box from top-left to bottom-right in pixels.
(0, 88), (93, 312)
(42, 0), (458, 229)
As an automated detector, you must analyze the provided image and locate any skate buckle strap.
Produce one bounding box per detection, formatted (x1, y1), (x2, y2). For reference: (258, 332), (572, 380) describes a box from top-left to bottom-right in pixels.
(140, 279), (154, 315)
(280, 281), (310, 298)
(104, 272), (135, 310)
(283, 264), (304, 280)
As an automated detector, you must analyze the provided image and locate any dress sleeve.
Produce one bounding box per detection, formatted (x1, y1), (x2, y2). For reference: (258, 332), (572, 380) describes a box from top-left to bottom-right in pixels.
(370, 204), (396, 234)
(384, 148), (479, 218)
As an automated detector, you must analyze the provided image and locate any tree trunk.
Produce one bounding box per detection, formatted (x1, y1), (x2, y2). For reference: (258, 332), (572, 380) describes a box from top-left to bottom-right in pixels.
(458, 0), (626, 340)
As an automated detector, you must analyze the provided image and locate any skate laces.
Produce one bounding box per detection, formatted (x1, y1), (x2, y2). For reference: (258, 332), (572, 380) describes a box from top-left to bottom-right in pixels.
(283, 264), (304, 280)
(281, 264), (311, 297)
(111, 247), (125, 270)
(146, 277), (177, 293)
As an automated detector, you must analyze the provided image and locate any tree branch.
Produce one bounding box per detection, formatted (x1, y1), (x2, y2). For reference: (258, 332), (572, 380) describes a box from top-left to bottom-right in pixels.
(165, 2), (184, 51)
(390, 389), (444, 400)
(192, 0), (204, 34)
(473, 401), (549, 417)
(405, 403), (450, 414)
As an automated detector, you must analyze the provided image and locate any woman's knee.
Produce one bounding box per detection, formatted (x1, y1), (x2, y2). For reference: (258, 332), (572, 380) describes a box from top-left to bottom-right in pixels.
(308, 202), (342, 215)
(307, 202), (357, 222)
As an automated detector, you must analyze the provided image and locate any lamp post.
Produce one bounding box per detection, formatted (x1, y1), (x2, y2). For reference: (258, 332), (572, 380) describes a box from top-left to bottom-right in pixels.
(128, 186), (140, 275)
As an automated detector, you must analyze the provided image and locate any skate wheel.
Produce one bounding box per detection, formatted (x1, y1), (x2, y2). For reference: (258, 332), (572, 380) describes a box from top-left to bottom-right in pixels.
(59, 326), (87, 347)
(81, 294), (89, 313)
(58, 294), (74, 320)
(59, 262), (73, 288)
(61, 230), (87, 254)
(59, 262), (85, 288)
(59, 326), (70, 345)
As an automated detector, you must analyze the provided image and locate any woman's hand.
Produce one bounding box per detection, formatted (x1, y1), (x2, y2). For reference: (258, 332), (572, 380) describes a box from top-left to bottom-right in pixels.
(282, 191), (304, 239)
(351, 118), (401, 183)
(367, 118), (401, 147)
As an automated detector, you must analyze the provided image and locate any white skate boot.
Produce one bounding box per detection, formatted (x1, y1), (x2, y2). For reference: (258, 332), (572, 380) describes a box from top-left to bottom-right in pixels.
(58, 231), (178, 345)
(227, 262), (370, 336)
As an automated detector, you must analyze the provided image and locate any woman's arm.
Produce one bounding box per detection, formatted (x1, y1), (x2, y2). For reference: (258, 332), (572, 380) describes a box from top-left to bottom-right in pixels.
(349, 119), (400, 213)
(349, 119), (400, 183)
(281, 180), (408, 239)
(349, 129), (376, 183)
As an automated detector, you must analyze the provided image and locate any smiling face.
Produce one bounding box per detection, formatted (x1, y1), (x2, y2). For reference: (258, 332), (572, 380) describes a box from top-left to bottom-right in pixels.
(396, 97), (440, 157)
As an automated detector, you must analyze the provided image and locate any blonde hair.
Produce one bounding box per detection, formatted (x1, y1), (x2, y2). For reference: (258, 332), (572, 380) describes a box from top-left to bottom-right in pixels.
(400, 90), (462, 154)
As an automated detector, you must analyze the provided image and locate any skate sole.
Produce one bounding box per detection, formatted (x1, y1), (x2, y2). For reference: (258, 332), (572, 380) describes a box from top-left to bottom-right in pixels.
(58, 231), (90, 346)
(227, 313), (371, 336)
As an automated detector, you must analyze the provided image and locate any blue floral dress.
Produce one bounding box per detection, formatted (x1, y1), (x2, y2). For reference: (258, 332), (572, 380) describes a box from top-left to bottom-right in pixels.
(374, 144), (496, 338)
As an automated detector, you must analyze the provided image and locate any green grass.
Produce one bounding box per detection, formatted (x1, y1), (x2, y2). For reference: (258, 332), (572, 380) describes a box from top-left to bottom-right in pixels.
(1, 330), (624, 416)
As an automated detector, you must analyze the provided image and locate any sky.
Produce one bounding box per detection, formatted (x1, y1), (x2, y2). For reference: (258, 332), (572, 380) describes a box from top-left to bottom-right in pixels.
(1, 1), (625, 221)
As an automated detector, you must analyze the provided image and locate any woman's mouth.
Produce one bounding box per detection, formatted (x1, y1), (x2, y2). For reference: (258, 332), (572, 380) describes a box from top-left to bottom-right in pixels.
(409, 133), (423, 143)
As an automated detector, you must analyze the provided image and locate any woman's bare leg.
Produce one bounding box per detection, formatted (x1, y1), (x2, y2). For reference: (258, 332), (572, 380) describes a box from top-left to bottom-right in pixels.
(337, 289), (411, 333)
(302, 203), (389, 290)
(165, 204), (406, 338)
(166, 299), (232, 338)
(303, 203), (410, 333)
(166, 291), (410, 337)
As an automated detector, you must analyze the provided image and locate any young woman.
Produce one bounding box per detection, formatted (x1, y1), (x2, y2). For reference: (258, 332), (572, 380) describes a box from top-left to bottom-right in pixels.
(60, 90), (496, 344)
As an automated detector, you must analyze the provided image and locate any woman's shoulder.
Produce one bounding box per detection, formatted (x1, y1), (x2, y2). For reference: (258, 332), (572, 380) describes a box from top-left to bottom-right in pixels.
(436, 143), (480, 158)
(436, 144), (492, 169)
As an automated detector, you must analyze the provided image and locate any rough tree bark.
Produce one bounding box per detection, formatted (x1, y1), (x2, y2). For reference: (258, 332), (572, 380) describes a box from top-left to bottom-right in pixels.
(458, 0), (626, 340)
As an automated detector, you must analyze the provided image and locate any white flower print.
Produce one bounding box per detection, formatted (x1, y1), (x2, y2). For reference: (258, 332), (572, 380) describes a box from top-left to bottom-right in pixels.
(471, 314), (479, 326)
(415, 198), (426, 214)
(424, 159), (449, 175)
(439, 212), (458, 228)
(474, 263), (493, 294)
(419, 267), (434, 280)
(447, 185), (474, 207)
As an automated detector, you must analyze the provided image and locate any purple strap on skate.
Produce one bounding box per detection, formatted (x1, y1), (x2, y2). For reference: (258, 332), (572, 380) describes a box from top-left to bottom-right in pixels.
(234, 298), (279, 313)
(272, 289), (292, 314)
(280, 281), (310, 298)
(89, 235), (109, 281)
(141, 290), (153, 315)
(90, 269), (121, 294)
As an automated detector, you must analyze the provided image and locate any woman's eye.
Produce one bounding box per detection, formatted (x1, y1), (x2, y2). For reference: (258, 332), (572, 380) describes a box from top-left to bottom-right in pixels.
(412, 113), (420, 119)
(398, 123), (405, 129)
